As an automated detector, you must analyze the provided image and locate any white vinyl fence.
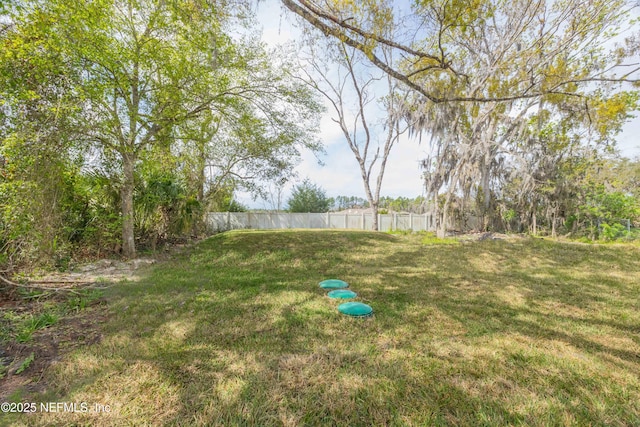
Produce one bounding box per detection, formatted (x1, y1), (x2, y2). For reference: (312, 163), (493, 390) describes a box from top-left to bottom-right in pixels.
(207, 212), (451, 232)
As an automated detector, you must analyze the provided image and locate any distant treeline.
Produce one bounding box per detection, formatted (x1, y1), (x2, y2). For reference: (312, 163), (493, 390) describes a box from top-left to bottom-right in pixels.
(330, 196), (428, 213)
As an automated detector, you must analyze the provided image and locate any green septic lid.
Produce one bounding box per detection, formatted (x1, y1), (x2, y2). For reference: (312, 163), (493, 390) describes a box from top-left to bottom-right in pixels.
(319, 279), (349, 289)
(338, 302), (373, 317)
(327, 289), (357, 299)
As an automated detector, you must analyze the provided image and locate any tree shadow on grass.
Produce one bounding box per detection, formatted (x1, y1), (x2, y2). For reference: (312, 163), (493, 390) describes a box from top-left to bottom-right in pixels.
(15, 231), (640, 426)
(366, 237), (640, 424)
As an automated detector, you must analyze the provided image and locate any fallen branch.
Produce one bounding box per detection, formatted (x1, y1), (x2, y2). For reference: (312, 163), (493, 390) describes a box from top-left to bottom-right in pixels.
(27, 280), (95, 286)
(0, 274), (112, 292)
(0, 273), (21, 287)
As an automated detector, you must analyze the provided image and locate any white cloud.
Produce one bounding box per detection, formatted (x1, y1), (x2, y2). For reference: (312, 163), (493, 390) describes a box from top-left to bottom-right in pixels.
(617, 118), (640, 159)
(317, 105), (348, 147)
(255, 1), (293, 48)
(291, 134), (427, 200)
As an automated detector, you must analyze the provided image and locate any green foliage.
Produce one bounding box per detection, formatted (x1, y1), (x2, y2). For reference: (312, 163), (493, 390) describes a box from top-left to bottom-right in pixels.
(330, 195), (426, 213)
(14, 352), (35, 375)
(379, 196), (426, 213)
(573, 187), (639, 241)
(72, 171), (122, 253)
(421, 232), (460, 245)
(1, 0), (322, 261)
(135, 167), (200, 245)
(581, 190), (640, 223)
(287, 179), (332, 213)
(600, 222), (627, 241)
(0, 137), (86, 267)
(16, 312), (58, 343)
(65, 289), (103, 313)
(332, 195), (369, 210)
(501, 209), (516, 222)
(207, 186), (247, 212)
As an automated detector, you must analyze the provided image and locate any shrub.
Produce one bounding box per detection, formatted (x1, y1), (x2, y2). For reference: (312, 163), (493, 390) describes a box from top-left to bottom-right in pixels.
(600, 222), (627, 241)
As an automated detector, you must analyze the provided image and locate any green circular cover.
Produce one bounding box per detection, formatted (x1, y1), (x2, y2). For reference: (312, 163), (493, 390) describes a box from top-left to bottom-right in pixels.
(327, 289), (357, 299)
(319, 279), (349, 289)
(338, 302), (373, 317)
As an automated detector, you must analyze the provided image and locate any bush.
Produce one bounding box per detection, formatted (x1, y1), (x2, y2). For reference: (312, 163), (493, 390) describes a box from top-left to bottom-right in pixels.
(287, 179), (331, 213)
(600, 222), (627, 241)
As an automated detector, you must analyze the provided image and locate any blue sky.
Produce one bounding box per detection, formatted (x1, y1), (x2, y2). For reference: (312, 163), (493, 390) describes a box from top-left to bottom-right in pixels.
(236, 0), (640, 209)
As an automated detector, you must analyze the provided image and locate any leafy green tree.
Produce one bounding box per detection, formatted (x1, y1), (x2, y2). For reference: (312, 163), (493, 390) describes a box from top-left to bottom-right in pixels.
(207, 183), (247, 213)
(3, 0), (321, 259)
(1, 0), (239, 257)
(575, 188), (639, 239)
(74, 0), (240, 257)
(287, 179), (332, 213)
(0, 2), (88, 267)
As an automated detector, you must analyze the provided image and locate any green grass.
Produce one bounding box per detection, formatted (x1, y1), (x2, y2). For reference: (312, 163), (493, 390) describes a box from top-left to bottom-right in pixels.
(420, 231), (461, 245)
(15, 312), (58, 343)
(11, 230), (640, 426)
(14, 352), (35, 375)
(1, 288), (102, 345)
(1, 309), (59, 344)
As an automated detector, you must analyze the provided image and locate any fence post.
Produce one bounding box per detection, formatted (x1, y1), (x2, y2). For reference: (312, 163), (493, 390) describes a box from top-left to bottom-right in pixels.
(410, 213), (413, 231)
(393, 212), (397, 231)
(326, 211), (330, 228)
(344, 214), (348, 229)
(247, 212), (251, 229)
(362, 212), (365, 230)
(307, 212), (311, 228)
(226, 211), (231, 230)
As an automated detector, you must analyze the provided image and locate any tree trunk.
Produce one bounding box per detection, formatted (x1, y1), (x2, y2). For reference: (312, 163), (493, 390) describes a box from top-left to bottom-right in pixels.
(438, 192), (452, 238)
(197, 162), (205, 204)
(480, 157), (491, 231)
(371, 203), (379, 231)
(121, 152), (136, 258)
(362, 167), (379, 231)
(531, 203), (537, 236)
(437, 208), (447, 238)
(196, 138), (207, 204)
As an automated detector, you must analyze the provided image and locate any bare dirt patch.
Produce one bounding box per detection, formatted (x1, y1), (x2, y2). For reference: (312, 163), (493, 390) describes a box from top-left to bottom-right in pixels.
(0, 257), (157, 402)
(0, 304), (108, 401)
(34, 257), (157, 286)
(453, 231), (529, 242)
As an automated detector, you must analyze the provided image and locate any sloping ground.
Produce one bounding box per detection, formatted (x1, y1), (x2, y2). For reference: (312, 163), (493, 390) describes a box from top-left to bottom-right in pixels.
(6, 230), (640, 426)
(0, 258), (157, 402)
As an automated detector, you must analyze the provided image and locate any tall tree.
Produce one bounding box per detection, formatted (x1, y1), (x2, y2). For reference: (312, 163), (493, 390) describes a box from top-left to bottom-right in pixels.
(300, 40), (412, 230)
(386, 0), (640, 236)
(36, 0), (241, 257)
(284, 0), (639, 238)
(282, 0), (640, 103)
(0, 0), (88, 266)
(4, 0), (321, 258)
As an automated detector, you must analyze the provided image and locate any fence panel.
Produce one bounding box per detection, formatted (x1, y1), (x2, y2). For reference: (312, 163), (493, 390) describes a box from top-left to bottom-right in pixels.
(206, 212), (475, 233)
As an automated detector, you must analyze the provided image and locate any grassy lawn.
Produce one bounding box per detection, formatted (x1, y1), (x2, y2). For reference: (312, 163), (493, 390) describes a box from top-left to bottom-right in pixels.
(6, 230), (640, 426)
